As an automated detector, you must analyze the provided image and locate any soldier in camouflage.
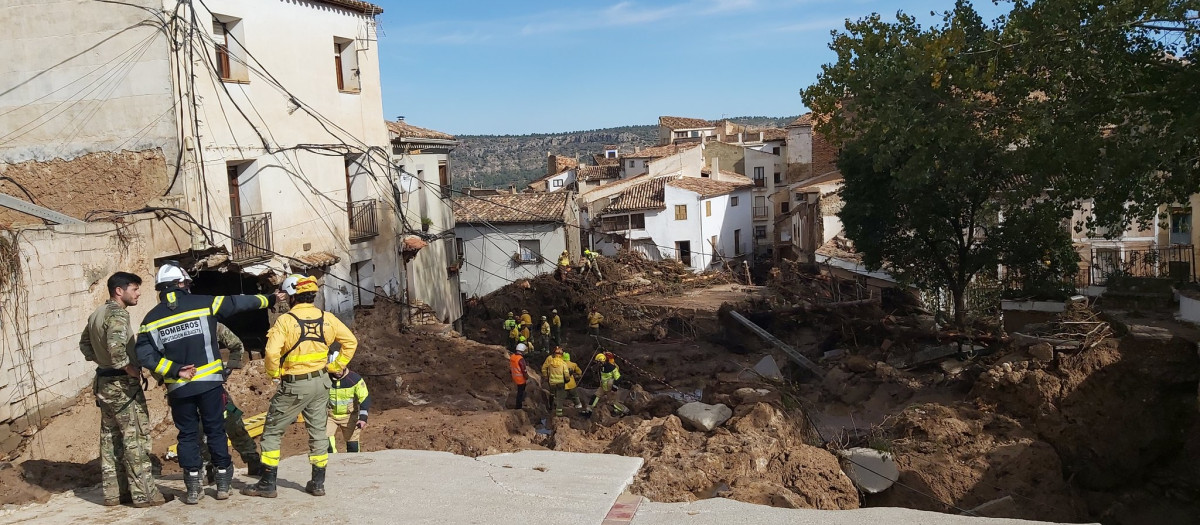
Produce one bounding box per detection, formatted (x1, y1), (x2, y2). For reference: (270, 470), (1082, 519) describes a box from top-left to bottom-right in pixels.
(78, 272), (169, 507)
(198, 323), (261, 481)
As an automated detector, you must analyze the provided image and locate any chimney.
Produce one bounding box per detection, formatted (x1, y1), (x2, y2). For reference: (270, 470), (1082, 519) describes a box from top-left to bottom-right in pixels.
(758, 131), (764, 142)
(396, 116), (405, 122)
(635, 146), (641, 153)
(712, 157), (720, 178)
(509, 184), (517, 195)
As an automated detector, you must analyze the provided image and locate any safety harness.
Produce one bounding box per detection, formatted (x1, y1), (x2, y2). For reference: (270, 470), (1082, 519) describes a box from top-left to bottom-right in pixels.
(279, 310), (327, 366)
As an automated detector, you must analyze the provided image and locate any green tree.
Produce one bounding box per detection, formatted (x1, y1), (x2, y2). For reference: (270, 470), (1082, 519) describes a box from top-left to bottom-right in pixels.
(803, 1), (1074, 327)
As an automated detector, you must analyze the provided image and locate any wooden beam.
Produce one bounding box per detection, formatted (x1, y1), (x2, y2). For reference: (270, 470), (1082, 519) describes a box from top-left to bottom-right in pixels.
(728, 310), (825, 378)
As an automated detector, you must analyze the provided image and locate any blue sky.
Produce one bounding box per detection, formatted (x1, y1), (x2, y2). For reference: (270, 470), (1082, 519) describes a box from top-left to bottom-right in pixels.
(375, 0), (1011, 135)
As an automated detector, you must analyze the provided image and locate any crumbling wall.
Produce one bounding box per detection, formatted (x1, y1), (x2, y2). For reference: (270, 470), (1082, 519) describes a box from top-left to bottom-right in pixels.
(0, 149), (170, 227)
(0, 215), (189, 454)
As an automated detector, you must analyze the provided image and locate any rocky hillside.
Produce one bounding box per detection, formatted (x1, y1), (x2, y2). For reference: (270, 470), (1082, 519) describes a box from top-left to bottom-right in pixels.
(451, 116), (798, 190)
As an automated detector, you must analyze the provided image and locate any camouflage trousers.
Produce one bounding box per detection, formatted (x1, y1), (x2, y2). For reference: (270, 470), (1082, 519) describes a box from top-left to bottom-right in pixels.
(96, 375), (161, 504)
(199, 389), (258, 464)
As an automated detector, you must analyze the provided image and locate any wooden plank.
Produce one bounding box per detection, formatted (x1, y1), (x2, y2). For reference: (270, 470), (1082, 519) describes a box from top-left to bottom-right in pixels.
(728, 310), (825, 378)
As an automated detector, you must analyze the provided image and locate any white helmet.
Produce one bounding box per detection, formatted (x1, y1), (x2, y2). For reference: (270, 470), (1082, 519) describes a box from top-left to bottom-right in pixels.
(281, 274), (304, 296)
(155, 262), (191, 285)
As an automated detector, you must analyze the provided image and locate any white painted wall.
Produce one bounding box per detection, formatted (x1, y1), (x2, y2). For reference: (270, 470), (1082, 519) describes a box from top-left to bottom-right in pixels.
(456, 222), (570, 297)
(393, 149), (463, 323)
(647, 147), (704, 178)
(787, 125), (813, 166)
(545, 170), (575, 192)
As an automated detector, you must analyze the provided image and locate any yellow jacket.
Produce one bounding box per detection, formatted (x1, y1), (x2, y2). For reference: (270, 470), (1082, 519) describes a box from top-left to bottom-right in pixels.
(540, 321), (551, 335)
(519, 313), (532, 326)
(264, 303), (357, 378)
(541, 356), (581, 386)
(588, 312), (604, 328)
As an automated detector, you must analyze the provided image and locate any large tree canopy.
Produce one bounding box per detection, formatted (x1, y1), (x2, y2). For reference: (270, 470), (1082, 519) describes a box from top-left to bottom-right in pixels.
(803, 0), (1198, 325)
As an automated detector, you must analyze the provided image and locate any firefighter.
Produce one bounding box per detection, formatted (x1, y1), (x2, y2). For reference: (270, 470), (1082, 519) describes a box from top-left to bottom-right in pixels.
(581, 249), (602, 279)
(503, 312), (518, 351)
(243, 275), (358, 499)
(562, 351), (583, 409)
(519, 309), (533, 328)
(539, 316), (552, 352)
(135, 262), (281, 504)
(550, 309), (562, 346)
(520, 323), (533, 350)
(509, 345), (529, 409)
(327, 361), (371, 454)
(540, 346), (581, 417)
(587, 308), (604, 340)
(557, 251), (572, 280)
(589, 351), (622, 413)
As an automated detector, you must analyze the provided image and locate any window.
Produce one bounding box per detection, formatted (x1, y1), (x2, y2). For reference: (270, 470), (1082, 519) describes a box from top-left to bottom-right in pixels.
(552, 179), (564, 188)
(701, 171), (710, 178)
(754, 226), (767, 239)
(706, 201), (712, 217)
(795, 192), (804, 203)
(753, 167), (765, 187)
(630, 213), (645, 229)
(518, 240), (541, 262)
(773, 172), (782, 184)
(674, 131), (687, 138)
(676, 241), (692, 265)
(643, 161), (649, 168)
(733, 229), (742, 255)
(730, 196), (739, 207)
(753, 196), (767, 218)
(772, 146), (781, 155)
(455, 237), (465, 260)
(781, 201), (791, 214)
(690, 131), (700, 138)
(439, 161), (450, 198)
(674, 205), (688, 220)
(601, 215), (630, 232)
(629, 161), (635, 168)
(212, 16), (247, 82)
(333, 37), (360, 92)
(606, 150), (617, 158)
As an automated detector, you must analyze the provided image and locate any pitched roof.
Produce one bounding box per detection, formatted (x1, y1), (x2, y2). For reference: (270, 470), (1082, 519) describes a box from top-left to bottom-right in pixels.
(579, 165), (621, 182)
(761, 128), (788, 142)
(787, 113), (813, 128)
(659, 116), (713, 130)
(592, 154), (621, 166)
(386, 120), (455, 142)
(622, 142), (700, 159)
(667, 177), (752, 198)
(318, 0), (383, 15)
(452, 192), (567, 224)
(527, 166), (574, 189)
(599, 177), (668, 214)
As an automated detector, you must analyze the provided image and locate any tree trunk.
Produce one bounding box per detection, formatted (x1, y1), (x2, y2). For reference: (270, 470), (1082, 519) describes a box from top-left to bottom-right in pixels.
(952, 287), (967, 330)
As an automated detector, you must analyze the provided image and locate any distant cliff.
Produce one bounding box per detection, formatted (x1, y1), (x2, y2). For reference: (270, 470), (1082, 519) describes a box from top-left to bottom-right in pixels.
(450, 116), (798, 190)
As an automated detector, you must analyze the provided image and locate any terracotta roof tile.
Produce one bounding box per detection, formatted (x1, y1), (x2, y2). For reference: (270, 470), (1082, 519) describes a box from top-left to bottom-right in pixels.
(387, 120), (455, 141)
(787, 113), (813, 127)
(318, 0), (383, 15)
(623, 142), (700, 159)
(667, 177), (752, 198)
(579, 165), (621, 182)
(600, 178), (668, 214)
(761, 128), (788, 141)
(593, 154), (621, 166)
(452, 193), (567, 224)
(296, 251), (341, 269)
(659, 116), (713, 130)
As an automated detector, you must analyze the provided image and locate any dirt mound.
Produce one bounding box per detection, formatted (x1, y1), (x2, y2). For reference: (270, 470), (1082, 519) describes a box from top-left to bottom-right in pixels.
(607, 403), (859, 509)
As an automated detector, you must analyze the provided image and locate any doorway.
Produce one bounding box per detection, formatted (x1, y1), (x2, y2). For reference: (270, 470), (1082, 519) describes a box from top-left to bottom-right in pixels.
(676, 241), (692, 267)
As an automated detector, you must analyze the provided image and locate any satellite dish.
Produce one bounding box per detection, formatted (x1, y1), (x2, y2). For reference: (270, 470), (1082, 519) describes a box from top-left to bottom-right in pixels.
(396, 172), (418, 193)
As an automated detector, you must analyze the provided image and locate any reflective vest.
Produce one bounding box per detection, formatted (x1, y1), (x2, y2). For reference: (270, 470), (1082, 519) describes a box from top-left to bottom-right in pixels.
(329, 371), (371, 420)
(509, 354), (527, 385)
(559, 254), (571, 267)
(540, 321), (551, 335)
(542, 356), (569, 385)
(503, 319), (518, 331)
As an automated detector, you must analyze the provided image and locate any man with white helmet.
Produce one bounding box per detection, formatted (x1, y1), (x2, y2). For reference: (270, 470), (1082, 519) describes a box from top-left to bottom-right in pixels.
(135, 261), (284, 504)
(243, 274), (358, 499)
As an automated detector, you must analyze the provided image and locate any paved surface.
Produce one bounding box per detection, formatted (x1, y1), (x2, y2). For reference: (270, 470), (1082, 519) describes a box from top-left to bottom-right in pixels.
(0, 450), (644, 524)
(630, 498), (1090, 525)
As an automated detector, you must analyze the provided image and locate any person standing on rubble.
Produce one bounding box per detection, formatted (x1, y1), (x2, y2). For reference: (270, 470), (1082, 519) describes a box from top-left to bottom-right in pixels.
(136, 262), (282, 504)
(581, 249), (602, 280)
(243, 275), (357, 499)
(509, 344), (529, 409)
(589, 351), (622, 414)
(551, 309), (562, 346)
(541, 346), (580, 417)
(327, 362), (371, 454)
(557, 251), (572, 280)
(588, 307), (604, 342)
(562, 351), (584, 409)
(520, 323), (534, 351)
(539, 316), (552, 351)
(80, 272), (169, 508)
(503, 312), (518, 351)
(519, 309), (533, 328)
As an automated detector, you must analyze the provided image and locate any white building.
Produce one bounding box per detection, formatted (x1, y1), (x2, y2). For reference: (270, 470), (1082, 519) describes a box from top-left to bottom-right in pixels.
(388, 118), (463, 325)
(592, 176), (753, 271)
(453, 192), (581, 297)
(659, 116), (717, 145)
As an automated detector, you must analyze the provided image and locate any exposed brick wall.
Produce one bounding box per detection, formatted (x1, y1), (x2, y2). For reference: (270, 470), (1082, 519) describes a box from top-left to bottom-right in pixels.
(0, 215), (188, 453)
(811, 131), (840, 179)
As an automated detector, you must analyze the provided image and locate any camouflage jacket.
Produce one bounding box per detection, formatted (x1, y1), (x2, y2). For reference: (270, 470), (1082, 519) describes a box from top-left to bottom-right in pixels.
(79, 300), (136, 370)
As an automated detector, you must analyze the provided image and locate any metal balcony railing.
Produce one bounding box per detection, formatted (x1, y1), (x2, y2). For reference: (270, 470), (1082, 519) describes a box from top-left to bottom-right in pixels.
(349, 199), (378, 242)
(230, 212), (272, 264)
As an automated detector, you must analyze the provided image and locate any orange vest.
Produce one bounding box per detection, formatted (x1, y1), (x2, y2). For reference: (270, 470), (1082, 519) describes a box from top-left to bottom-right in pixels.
(509, 354), (527, 385)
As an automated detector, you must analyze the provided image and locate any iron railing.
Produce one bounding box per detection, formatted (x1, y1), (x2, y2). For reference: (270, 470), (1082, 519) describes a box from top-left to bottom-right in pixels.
(753, 206), (768, 218)
(230, 213), (272, 263)
(349, 199), (378, 242)
(1089, 244), (1196, 286)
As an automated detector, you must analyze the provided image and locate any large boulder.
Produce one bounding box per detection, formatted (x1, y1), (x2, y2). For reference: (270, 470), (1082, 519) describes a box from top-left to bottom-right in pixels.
(676, 402), (733, 432)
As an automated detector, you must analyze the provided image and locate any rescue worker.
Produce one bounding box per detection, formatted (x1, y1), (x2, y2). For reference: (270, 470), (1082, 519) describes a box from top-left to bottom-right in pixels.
(508, 323), (521, 352)
(135, 262), (281, 504)
(581, 249), (602, 279)
(80, 272), (169, 508)
(509, 344), (529, 409)
(550, 309), (562, 346)
(539, 316), (552, 352)
(243, 275), (358, 499)
(588, 308), (605, 340)
(589, 351), (622, 413)
(503, 312), (518, 351)
(519, 309), (533, 328)
(198, 323), (261, 483)
(540, 346), (581, 417)
(518, 335), (533, 353)
(520, 323), (533, 350)
(557, 251), (572, 280)
(562, 351), (583, 409)
(327, 362), (371, 453)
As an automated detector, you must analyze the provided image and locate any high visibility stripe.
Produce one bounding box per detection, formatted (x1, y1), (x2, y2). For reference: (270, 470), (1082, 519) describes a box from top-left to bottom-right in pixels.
(286, 350), (330, 365)
(155, 358), (173, 376)
(164, 359), (223, 384)
(166, 292), (176, 303)
(261, 450), (280, 467)
(257, 295), (268, 308)
(211, 296), (225, 315)
(309, 453), (328, 468)
(139, 308), (210, 332)
(328, 436), (338, 454)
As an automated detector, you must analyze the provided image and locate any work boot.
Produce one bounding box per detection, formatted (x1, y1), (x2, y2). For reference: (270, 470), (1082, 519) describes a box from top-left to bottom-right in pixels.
(241, 466), (277, 498)
(183, 470), (203, 505)
(346, 441), (360, 453)
(305, 466), (326, 497)
(131, 492), (172, 508)
(245, 454), (262, 477)
(214, 467), (232, 500)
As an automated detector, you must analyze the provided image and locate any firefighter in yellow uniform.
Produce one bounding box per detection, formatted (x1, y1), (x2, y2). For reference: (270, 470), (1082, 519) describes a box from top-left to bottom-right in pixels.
(327, 363), (370, 453)
(519, 309), (533, 328)
(243, 275), (357, 499)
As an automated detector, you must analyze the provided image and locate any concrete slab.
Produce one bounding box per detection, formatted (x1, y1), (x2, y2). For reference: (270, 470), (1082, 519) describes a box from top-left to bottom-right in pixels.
(0, 449), (643, 525)
(630, 498), (1091, 525)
